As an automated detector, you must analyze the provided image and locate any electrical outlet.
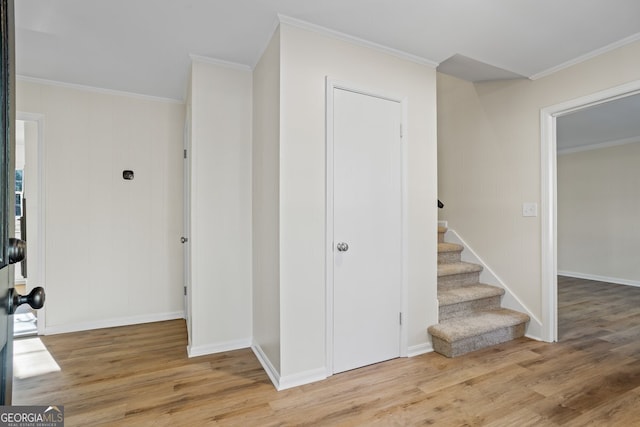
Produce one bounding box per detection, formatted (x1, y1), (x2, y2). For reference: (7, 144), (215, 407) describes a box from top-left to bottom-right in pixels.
(522, 203), (538, 217)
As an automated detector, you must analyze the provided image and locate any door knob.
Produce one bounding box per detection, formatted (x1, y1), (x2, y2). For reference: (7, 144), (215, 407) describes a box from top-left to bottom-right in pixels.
(7, 237), (25, 264)
(180, 237), (188, 244)
(8, 286), (45, 315)
(336, 242), (349, 252)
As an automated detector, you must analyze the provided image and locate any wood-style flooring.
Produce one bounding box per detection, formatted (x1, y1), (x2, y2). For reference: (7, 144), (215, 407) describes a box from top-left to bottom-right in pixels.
(12, 276), (640, 426)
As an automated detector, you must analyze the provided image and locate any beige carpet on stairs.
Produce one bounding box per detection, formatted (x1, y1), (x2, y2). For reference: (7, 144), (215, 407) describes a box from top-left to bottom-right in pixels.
(428, 226), (530, 357)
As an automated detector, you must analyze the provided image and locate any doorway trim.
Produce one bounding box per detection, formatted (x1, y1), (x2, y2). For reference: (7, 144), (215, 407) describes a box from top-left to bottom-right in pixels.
(183, 104), (192, 347)
(325, 78), (408, 375)
(541, 79), (640, 342)
(16, 112), (45, 335)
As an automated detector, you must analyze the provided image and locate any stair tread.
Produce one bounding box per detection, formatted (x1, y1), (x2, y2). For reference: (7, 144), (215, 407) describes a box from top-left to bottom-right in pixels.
(428, 308), (530, 342)
(437, 261), (483, 277)
(438, 226), (447, 233)
(438, 284), (504, 305)
(438, 242), (463, 253)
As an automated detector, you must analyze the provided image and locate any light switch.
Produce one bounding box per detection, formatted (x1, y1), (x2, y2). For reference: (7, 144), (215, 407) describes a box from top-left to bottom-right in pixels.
(522, 203), (538, 217)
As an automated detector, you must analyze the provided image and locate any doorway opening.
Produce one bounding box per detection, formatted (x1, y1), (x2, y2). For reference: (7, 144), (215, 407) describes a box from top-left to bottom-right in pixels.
(13, 114), (44, 338)
(541, 80), (640, 342)
(13, 120), (32, 337)
(555, 92), (640, 340)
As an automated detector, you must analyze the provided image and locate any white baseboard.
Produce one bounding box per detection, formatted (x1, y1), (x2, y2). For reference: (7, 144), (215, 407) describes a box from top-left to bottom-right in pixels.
(187, 337), (252, 358)
(279, 368), (327, 391)
(251, 342), (327, 390)
(559, 271), (640, 288)
(43, 311), (185, 335)
(252, 343), (281, 389)
(438, 220), (448, 228)
(445, 229), (543, 341)
(408, 342), (433, 357)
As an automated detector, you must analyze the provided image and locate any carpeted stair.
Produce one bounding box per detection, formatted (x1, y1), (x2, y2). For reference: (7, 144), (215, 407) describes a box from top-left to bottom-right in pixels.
(428, 226), (529, 357)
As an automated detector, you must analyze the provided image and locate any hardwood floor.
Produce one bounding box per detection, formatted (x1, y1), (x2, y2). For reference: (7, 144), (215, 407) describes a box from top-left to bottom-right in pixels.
(13, 276), (640, 426)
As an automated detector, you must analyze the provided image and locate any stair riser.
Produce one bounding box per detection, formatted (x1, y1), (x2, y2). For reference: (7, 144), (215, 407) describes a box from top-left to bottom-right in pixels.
(431, 323), (527, 358)
(439, 296), (502, 321)
(438, 250), (462, 264)
(438, 271), (480, 288)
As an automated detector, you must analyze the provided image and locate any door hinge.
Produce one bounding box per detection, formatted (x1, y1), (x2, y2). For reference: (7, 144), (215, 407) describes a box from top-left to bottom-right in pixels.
(400, 124), (403, 138)
(184, 286), (187, 296)
(184, 149), (187, 159)
(399, 312), (402, 325)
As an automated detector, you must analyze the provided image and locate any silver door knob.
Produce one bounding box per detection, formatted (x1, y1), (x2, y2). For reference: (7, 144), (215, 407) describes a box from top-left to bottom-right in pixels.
(336, 242), (349, 252)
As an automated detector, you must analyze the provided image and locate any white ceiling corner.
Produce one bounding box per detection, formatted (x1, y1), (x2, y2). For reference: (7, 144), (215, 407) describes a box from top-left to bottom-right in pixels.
(277, 14), (439, 68)
(530, 31), (640, 81)
(189, 55), (252, 72)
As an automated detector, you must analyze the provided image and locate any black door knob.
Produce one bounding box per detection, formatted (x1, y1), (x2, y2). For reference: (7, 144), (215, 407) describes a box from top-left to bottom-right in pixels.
(7, 237), (25, 264)
(8, 286), (45, 315)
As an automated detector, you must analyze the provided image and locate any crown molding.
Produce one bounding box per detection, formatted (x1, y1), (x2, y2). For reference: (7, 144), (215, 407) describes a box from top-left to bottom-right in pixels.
(17, 75), (183, 104)
(277, 14), (438, 68)
(530, 32), (640, 80)
(557, 135), (640, 155)
(189, 54), (252, 71)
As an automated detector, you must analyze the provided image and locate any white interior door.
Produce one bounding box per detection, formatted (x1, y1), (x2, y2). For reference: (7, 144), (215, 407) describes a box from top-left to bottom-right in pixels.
(332, 87), (402, 374)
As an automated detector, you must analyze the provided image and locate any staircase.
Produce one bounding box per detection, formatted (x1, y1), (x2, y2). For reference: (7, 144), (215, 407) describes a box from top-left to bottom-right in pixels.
(428, 226), (530, 357)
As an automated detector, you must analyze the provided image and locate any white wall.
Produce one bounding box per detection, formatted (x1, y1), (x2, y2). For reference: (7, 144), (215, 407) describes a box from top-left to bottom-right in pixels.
(252, 29), (281, 372)
(438, 40), (640, 326)
(278, 23), (438, 380)
(17, 80), (184, 333)
(558, 141), (640, 284)
(187, 60), (253, 355)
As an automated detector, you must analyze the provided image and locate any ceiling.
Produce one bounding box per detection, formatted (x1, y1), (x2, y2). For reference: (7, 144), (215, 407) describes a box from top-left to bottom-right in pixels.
(15, 0), (640, 101)
(557, 93), (640, 153)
